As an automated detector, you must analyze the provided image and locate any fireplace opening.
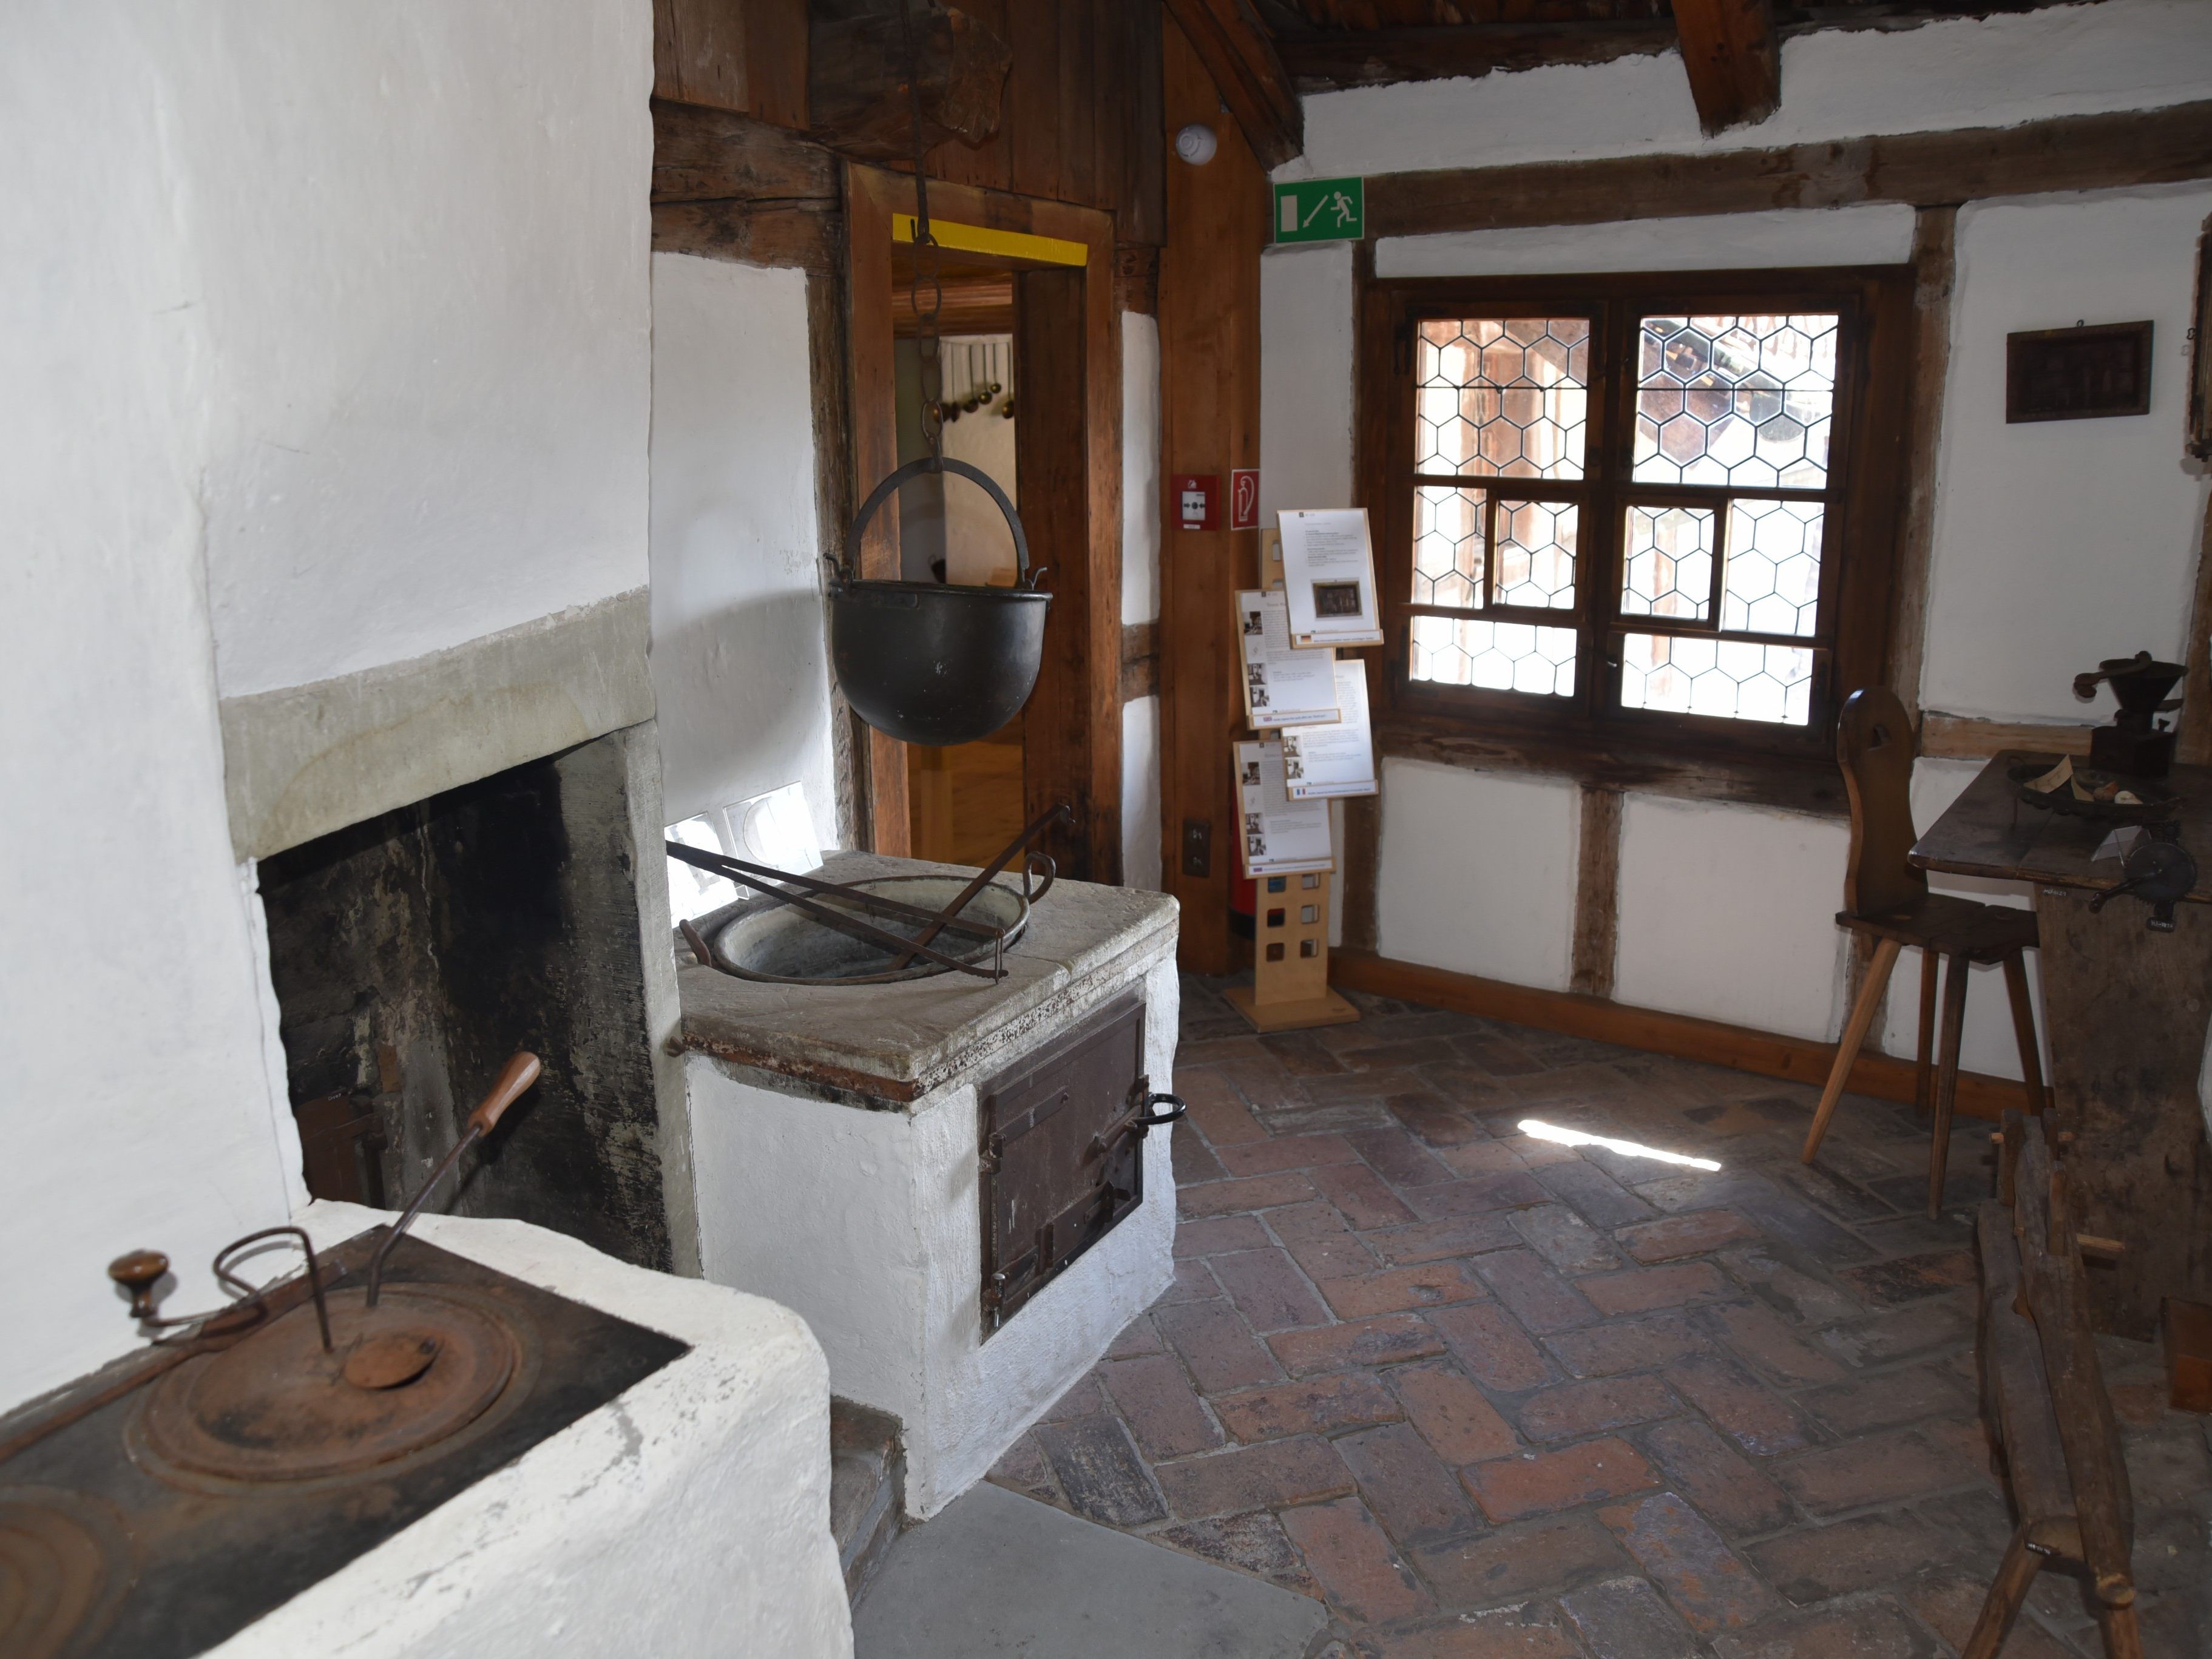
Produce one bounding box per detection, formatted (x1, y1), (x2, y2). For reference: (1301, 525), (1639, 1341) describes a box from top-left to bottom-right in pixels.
(258, 726), (677, 1270)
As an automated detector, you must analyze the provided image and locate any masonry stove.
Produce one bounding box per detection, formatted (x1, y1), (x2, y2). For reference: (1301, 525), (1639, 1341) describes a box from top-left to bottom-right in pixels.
(676, 851), (1182, 1515)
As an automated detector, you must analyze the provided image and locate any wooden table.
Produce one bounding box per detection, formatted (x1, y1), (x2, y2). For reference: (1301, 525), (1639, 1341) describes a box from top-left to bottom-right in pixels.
(1911, 751), (2212, 1336)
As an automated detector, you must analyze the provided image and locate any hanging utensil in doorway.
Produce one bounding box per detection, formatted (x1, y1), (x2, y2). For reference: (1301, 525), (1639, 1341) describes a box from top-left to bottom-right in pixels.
(825, 0), (1047, 749)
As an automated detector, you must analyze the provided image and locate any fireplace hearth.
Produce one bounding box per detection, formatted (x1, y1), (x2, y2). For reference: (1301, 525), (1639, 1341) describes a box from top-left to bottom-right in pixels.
(257, 725), (688, 1272)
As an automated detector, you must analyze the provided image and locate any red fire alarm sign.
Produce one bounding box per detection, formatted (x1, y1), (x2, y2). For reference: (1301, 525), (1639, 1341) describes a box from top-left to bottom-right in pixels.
(1173, 474), (1218, 532)
(1229, 468), (1260, 530)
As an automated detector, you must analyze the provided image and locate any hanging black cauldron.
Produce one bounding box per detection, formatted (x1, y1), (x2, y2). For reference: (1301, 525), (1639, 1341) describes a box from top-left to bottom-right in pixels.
(828, 455), (1050, 747)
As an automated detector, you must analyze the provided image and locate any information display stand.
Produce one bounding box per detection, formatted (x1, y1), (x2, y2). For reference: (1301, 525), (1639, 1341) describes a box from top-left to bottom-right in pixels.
(1226, 518), (1375, 1035)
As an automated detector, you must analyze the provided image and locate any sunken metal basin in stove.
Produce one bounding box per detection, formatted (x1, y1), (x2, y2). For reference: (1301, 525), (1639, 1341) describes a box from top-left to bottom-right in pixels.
(709, 873), (1032, 985)
(0, 1229), (685, 1659)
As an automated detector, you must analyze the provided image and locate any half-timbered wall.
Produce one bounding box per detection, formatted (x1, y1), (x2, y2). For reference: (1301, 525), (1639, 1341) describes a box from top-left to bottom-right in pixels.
(1265, 0), (2212, 1081)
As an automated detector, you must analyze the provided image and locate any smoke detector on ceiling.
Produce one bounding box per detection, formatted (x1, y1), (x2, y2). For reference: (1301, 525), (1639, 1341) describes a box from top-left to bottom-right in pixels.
(1174, 123), (1217, 166)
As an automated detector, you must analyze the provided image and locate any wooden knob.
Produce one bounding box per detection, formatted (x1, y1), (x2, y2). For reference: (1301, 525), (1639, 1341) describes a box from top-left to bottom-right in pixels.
(467, 1053), (541, 1137)
(108, 1249), (169, 1319)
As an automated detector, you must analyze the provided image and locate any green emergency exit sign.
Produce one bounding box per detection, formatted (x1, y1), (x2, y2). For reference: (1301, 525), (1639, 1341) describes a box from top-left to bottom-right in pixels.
(1273, 177), (1364, 243)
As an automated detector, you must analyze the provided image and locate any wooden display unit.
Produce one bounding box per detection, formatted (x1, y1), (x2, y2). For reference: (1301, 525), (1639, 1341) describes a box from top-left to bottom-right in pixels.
(1227, 865), (1359, 1033)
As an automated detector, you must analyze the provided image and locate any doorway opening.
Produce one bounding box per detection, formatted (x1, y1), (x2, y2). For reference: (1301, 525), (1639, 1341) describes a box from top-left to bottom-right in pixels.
(890, 254), (1027, 864)
(846, 166), (1121, 883)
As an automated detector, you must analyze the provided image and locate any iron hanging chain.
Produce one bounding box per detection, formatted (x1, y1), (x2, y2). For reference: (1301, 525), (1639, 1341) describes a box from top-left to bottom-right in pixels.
(899, 0), (946, 465)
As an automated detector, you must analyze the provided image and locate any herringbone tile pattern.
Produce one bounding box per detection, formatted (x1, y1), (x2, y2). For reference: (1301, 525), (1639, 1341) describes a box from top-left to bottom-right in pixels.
(986, 976), (2211, 1658)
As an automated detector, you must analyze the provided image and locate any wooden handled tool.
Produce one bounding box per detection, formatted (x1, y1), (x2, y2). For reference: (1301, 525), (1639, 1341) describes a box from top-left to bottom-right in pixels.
(468, 1052), (541, 1137)
(366, 1052), (541, 1308)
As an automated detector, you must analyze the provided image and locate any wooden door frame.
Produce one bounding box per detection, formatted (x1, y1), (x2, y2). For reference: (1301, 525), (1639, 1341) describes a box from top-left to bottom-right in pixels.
(845, 163), (1123, 881)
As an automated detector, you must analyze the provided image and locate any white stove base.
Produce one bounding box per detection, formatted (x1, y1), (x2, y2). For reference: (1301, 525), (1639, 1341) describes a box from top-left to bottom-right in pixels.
(689, 956), (1180, 1518)
(206, 1201), (852, 1659)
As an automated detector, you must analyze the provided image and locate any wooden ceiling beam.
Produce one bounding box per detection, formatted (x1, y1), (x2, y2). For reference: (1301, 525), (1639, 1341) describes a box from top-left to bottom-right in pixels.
(1162, 0), (1305, 170)
(1364, 98), (2212, 238)
(1275, 21), (1679, 90)
(1671, 0), (1781, 134)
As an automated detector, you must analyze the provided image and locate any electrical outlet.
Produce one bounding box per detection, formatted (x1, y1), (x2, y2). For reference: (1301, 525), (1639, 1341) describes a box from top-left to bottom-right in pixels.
(1180, 817), (1211, 879)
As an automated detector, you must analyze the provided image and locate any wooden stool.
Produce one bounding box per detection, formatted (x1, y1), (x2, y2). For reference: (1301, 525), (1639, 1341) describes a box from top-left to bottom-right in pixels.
(1800, 688), (2047, 1218)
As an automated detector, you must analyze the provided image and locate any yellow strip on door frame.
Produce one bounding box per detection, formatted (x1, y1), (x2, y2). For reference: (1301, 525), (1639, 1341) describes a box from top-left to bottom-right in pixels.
(892, 214), (1087, 268)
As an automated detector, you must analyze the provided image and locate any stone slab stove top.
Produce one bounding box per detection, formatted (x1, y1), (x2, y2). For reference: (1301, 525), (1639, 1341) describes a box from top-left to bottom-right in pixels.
(0, 1229), (686, 1659)
(675, 853), (1179, 1104)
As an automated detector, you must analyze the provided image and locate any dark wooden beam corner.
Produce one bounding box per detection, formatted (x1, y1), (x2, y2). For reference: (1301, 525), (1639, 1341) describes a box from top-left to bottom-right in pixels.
(1671, 0), (1780, 136)
(1120, 621), (1158, 703)
(649, 98), (842, 274)
(808, 1), (1013, 163)
(1161, 0), (1304, 171)
(1274, 21), (1679, 93)
(651, 99), (838, 203)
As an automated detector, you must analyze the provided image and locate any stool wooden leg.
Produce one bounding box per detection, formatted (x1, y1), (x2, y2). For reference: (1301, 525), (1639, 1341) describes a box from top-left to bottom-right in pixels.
(2096, 1600), (2145, 1659)
(1961, 1524), (2041, 1659)
(1929, 950), (1971, 1220)
(2001, 950), (2048, 1115)
(1916, 945), (1940, 1115)
(1802, 936), (1901, 1166)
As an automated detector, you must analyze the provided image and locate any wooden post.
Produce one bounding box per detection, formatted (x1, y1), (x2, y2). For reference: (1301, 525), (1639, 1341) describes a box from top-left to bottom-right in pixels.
(1157, 13), (1266, 972)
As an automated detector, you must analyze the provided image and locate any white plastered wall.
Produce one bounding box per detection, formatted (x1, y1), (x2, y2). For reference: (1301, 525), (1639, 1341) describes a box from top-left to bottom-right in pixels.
(648, 254), (839, 852)
(1124, 312), (1166, 889)
(1919, 186), (2212, 723)
(1614, 797), (1854, 1043)
(189, 6), (653, 698)
(1263, 2), (2212, 1081)
(1, 2), (654, 1415)
(688, 956), (1181, 1515)
(1376, 760), (1578, 992)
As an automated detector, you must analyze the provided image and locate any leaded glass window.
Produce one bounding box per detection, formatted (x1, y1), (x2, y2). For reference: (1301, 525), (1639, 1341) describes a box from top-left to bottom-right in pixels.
(1396, 285), (1863, 745)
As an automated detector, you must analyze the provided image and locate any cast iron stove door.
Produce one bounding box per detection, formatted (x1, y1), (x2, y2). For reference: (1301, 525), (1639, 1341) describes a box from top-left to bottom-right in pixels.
(980, 995), (1152, 1332)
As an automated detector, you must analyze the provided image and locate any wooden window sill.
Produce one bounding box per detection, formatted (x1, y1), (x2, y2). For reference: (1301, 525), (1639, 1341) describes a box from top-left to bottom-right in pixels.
(1375, 711), (1848, 819)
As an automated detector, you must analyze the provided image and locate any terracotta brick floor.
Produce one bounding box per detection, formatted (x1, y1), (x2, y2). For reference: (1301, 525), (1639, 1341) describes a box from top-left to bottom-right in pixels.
(987, 977), (2212, 1658)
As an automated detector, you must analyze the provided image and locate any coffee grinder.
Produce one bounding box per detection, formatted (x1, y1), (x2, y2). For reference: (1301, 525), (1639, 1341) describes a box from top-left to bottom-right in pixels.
(2072, 651), (2185, 777)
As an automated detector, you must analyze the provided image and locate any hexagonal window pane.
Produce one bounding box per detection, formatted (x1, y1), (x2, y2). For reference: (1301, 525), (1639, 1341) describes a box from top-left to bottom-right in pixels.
(1410, 615), (1577, 698)
(1618, 632), (1813, 725)
(1414, 486), (1486, 609)
(1496, 500), (1578, 610)
(1620, 505), (1713, 622)
(1416, 317), (1591, 480)
(1722, 500), (1824, 637)
(1632, 313), (1837, 488)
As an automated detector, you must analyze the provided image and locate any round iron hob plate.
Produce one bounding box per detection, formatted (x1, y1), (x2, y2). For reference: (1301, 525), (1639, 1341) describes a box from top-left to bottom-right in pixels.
(127, 1285), (538, 1496)
(0, 1487), (135, 1659)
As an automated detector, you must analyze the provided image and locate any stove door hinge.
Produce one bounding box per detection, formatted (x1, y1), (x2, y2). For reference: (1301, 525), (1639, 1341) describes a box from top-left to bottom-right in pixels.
(978, 1132), (1003, 1179)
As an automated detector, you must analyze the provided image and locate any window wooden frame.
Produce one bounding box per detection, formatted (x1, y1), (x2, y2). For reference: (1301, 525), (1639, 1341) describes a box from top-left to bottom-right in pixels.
(1356, 265), (1916, 814)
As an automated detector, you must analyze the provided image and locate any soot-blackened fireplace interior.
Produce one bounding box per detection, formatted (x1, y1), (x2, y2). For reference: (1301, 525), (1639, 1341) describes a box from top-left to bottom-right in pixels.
(257, 728), (676, 1270)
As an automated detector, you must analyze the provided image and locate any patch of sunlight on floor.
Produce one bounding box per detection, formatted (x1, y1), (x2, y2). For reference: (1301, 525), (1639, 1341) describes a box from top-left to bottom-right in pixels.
(1518, 1118), (1722, 1172)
